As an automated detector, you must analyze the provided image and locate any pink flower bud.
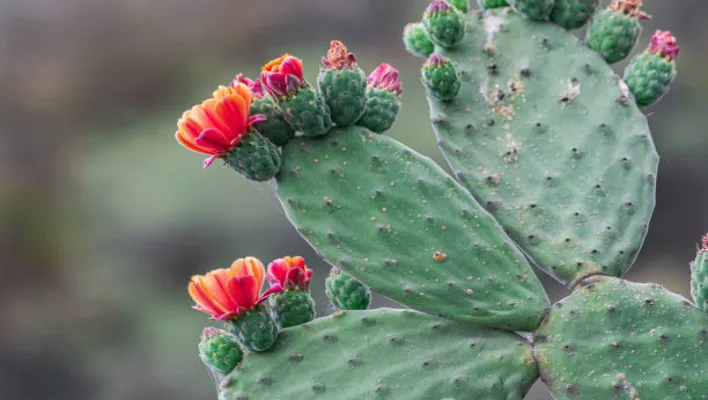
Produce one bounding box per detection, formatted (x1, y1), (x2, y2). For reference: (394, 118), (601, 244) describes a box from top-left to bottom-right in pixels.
(368, 63), (403, 96)
(648, 30), (679, 61)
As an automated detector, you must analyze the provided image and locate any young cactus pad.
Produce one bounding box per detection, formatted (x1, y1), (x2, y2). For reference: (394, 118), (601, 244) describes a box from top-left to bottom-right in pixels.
(425, 9), (658, 286)
(276, 125), (549, 331)
(534, 276), (708, 399)
(219, 308), (539, 400)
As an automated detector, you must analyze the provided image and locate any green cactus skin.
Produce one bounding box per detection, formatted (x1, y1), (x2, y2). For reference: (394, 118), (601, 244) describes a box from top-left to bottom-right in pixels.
(318, 68), (368, 127)
(425, 9), (658, 286)
(223, 130), (282, 182)
(477, 0), (509, 8)
(276, 125), (549, 331)
(325, 268), (372, 310)
(249, 97), (295, 147)
(509, 0), (554, 21)
(355, 88), (400, 134)
(586, 9), (642, 64)
(403, 22), (435, 58)
(550, 0), (598, 30)
(690, 240), (708, 312)
(535, 276), (708, 399)
(276, 84), (333, 137)
(227, 304), (279, 352)
(449, 0), (469, 12)
(624, 53), (677, 108)
(423, 3), (466, 48)
(268, 290), (316, 329)
(219, 308), (539, 400)
(422, 54), (461, 101)
(198, 328), (244, 375)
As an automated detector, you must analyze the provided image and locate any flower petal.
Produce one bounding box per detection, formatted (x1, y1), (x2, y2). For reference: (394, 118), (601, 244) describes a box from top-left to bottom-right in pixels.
(175, 131), (214, 155)
(227, 275), (260, 312)
(262, 54), (291, 73)
(280, 56), (304, 81)
(257, 284), (283, 305)
(194, 128), (232, 153)
(188, 278), (223, 316)
(215, 96), (249, 140)
(248, 114), (267, 127)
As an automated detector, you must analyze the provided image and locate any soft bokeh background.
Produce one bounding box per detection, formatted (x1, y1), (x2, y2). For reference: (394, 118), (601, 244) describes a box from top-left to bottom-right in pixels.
(1, 1), (706, 399)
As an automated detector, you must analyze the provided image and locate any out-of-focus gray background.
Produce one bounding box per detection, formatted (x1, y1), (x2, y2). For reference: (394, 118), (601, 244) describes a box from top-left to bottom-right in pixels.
(1, 1), (706, 399)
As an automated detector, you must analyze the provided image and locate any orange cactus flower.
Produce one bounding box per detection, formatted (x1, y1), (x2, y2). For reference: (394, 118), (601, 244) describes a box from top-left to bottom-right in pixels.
(260, 54), (304, 97)
(188, 257), (282, 320)
(267, 256), (313, 291)
(175, 83), (266, 168)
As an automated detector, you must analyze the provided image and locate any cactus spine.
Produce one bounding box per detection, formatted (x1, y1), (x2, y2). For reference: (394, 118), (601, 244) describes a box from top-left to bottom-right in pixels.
(172, 1), (697, 399)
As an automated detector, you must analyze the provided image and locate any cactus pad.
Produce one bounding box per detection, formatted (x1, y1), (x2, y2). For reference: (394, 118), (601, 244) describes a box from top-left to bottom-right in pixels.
(425, 9), (658, 286)
(276, 125), (549, 331)
(535, 276), (708, 399)
(219, 308), (539, 400)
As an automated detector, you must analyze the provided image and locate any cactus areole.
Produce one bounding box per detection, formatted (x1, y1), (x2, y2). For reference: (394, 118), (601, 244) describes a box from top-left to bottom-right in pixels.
(172, 3), (704, 400)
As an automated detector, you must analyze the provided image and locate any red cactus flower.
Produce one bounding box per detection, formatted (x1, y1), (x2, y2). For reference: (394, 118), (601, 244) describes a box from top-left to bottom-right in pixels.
(368, 63), (403, 97)
(321, 40), (357, 70)
(188, 257), (282, 320)
(267, 256), (313, 291)
(260, 54), (305, 98)
(231, 74), (267, 100)
(700, 235), (708, 254)
(648, 31), (680, 61)
(175, 83), (266, 168)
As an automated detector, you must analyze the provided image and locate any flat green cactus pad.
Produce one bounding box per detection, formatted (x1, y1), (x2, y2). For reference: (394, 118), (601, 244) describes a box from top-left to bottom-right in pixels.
(426, 9), (658, 286)
(276, 125), (549, 331)
(219, 308), (538, 400)
(535, 276), (708, 399)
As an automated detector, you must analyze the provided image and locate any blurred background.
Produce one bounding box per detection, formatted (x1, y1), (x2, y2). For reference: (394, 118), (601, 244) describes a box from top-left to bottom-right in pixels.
(1, 1), (706, 399)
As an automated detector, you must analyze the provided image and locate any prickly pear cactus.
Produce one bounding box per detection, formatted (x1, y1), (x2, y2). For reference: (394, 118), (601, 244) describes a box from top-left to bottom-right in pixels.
(424, 8), (658, 286)
(172, 2), (700, 400)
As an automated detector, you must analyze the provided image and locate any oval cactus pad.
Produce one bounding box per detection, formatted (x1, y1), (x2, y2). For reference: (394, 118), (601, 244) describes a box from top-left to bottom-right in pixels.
(426, 9), (658, 285)
(276, 126), (549, 331)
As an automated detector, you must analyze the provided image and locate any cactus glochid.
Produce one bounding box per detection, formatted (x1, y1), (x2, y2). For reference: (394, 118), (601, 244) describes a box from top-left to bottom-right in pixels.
(173, 2), (702, 399)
